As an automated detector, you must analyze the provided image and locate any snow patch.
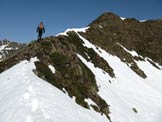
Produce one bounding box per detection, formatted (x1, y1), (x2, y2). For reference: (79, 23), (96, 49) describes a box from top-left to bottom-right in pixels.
(85, 99), (97, 107)
(140, 20), (146, 22)
(99, 25), (103, 28)
(56, 27), (89, 36)
(5, 47), (19, 50)
(117, 43), (139, 57)
(120, 17), (126, 20)
(0, 44), (8, 52)
(48, 64), (56, 74)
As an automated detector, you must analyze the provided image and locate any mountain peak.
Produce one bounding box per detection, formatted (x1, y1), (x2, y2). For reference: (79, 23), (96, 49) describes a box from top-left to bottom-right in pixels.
(89, 12), (122, 26)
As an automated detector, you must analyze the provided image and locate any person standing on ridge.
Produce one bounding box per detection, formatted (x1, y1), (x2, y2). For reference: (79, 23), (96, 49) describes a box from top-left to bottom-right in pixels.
(37, 22), (45, 41)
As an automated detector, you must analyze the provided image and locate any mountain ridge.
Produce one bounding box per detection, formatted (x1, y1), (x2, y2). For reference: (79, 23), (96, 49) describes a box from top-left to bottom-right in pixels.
(0, 12), (162, 122)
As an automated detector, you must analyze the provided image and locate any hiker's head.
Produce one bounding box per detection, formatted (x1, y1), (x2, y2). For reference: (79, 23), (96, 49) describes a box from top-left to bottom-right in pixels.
(40, 22), (43, 24)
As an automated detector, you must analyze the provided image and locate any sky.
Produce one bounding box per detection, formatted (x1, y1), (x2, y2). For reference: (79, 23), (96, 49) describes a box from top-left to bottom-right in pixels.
(0, 0), (162, 43)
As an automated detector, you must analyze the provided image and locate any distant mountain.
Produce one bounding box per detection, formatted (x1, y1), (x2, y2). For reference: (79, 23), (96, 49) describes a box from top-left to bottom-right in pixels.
(0, 40), (26, 61)
(0, 12), (162, 122)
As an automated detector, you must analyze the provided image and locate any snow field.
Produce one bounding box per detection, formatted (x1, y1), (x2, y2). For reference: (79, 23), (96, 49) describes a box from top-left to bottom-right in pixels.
(0, 58), (108, 122)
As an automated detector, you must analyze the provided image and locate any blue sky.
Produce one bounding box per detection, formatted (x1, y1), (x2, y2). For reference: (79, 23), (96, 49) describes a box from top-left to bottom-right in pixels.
(0, 0), (162, 43)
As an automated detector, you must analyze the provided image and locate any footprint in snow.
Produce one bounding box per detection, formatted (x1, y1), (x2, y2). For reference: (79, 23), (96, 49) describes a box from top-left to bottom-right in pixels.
(26, 115), (33, 122)
(31, 98), (39, 112)
(43, 113), (50, 119)
(28, 86), (33, 92)
(23, 92), (30, 100)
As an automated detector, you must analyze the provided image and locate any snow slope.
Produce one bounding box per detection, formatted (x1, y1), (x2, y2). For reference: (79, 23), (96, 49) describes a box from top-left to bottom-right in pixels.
(0, 58), (108, 122)
(58, 27), (162, 122)
(71, 28), (162, 122)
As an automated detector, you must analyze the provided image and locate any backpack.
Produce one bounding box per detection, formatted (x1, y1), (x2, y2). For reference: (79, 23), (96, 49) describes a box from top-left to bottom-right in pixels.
(38, 23), (44, 29)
